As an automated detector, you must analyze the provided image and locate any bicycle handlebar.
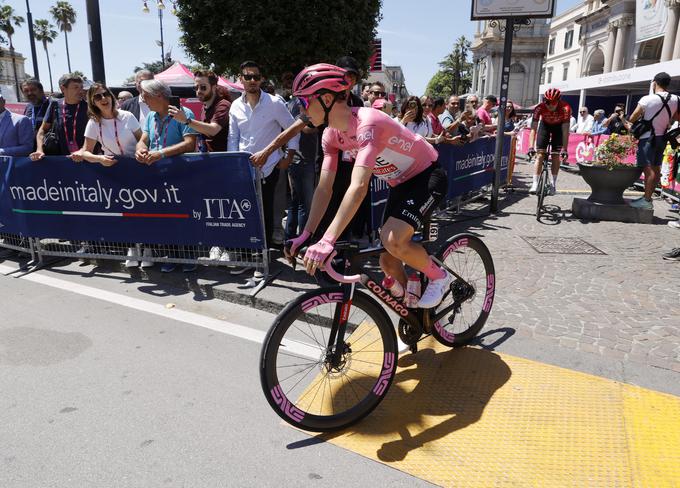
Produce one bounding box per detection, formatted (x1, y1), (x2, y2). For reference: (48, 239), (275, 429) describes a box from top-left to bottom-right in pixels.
(322, 251), (362, 284)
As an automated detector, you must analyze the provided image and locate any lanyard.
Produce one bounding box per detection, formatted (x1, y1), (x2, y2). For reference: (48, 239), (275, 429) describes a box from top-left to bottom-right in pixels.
(154, 114), (171, 149)
(62, 102), (80, 148)
(31, 99), (48, 129)
(99, 116), (124, 155)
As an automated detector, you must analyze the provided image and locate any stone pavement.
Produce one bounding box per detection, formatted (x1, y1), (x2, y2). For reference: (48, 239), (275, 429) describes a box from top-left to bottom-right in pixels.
(474, 159), (680, 374)
(4, 157), (679, 375)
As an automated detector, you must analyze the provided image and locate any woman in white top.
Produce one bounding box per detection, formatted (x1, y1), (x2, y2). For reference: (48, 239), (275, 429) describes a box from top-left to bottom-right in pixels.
(73, 83), (142, 166)
(399, 96), (443, 145)
(72, 83), (150, 268)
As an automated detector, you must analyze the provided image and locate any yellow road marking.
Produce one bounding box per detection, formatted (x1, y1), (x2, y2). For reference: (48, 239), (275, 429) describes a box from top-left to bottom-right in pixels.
(304, 337), (680, 487)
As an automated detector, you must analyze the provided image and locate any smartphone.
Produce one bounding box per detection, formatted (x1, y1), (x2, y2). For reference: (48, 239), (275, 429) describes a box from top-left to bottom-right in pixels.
(169, 96), (181, 109)
(408, 101), (417, 109)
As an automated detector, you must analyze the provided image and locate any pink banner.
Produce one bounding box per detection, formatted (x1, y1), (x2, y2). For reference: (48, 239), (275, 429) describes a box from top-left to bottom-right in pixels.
(514, 129), (635, 164)
(515, 129), (680, 193)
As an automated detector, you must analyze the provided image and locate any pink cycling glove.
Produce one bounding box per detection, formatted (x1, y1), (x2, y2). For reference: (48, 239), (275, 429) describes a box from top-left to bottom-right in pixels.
(284, 230), (311, 259)
(304, 234), (336, 268)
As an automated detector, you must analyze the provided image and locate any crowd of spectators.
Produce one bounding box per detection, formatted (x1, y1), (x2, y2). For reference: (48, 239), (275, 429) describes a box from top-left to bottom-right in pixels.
(4, 63), (680, 275)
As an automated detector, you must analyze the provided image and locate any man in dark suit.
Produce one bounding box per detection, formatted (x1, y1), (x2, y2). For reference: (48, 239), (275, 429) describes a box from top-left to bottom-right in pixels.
(0, 93), (33, 157)
(120, 69), (154, 125)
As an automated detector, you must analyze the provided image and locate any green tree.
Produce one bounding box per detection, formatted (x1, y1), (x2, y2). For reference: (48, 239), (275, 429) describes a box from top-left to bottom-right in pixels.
(425, 70), (455, 100)
(174, 0), (381, 81)
(0, 4), (25, 101)
(437, 36), (473, 96)
(33, 19), (58, 93)
(49, 1), (76, 72)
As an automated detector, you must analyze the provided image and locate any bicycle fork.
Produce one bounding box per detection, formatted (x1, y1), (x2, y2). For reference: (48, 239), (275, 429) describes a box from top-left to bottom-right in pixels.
(325, 282), (356, 369)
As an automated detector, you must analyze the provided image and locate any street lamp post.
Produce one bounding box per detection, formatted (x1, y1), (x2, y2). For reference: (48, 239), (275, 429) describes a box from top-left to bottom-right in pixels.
(143, 0), (177, 70)
(25, 0), (39, 80)
(86, 0), (106, 83)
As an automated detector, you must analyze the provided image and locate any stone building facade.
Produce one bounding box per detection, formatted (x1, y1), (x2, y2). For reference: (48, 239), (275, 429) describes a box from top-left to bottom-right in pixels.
(470, 18), (550, 107)
(0, 47), (28, 102)
(543, 0), (680, 84)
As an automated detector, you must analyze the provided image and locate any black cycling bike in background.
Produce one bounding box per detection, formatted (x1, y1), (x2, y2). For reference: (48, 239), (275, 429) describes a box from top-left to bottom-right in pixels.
(260, 220), (495, 432)
(528, 147), (568, 221)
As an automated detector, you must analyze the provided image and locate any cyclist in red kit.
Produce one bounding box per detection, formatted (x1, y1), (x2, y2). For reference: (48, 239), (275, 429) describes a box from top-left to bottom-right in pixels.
(528, 88), (571, 194)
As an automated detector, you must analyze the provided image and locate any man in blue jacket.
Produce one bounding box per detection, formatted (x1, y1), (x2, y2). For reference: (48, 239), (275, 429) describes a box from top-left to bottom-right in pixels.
(0, 93), (33, 157)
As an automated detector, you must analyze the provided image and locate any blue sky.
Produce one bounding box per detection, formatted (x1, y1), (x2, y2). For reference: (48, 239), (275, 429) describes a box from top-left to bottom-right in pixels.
(4, 0), (580, 93)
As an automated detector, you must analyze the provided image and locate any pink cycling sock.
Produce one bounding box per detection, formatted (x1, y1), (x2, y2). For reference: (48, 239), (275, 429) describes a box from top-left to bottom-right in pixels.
(422, 258), (446, 280)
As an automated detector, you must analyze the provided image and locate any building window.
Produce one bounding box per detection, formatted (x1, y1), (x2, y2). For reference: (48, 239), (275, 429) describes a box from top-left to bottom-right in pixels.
(564, 29), (574, 50)
(540, 69), (546, 85)
(547, 68), (553, 84)
(562, 63), (569, 80)
(548, 37), (556, 55)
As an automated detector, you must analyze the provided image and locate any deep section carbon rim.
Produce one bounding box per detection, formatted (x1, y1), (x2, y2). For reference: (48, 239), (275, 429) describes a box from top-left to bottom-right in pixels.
(260, 289), (396, 431)
(432, 234), (495, 347)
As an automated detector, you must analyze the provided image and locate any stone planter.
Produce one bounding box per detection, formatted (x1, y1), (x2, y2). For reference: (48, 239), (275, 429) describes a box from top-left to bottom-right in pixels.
(577, 163), (642, 205)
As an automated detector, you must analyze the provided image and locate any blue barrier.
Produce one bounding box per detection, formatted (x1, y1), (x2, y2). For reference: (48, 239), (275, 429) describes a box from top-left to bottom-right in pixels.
(0, 152), (266, 249)
(369, 137), (510, 233)
(437, 136), (510, 199)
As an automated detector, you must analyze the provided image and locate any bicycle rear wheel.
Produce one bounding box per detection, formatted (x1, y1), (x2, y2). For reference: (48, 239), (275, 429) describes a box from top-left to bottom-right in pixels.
(535, 167), (548, 220)
(431, 234), (495, 347)
(260, 288), (397, 432)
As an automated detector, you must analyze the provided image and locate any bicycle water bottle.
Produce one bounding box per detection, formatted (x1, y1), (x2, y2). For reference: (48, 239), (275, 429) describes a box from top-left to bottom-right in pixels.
(382, 275), (404, 300)
(405, 272), (421, 308)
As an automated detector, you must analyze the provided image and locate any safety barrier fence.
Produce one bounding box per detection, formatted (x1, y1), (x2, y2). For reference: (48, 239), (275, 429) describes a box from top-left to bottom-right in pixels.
(2, 139), (511, 276)
(0, 153), (269, 283)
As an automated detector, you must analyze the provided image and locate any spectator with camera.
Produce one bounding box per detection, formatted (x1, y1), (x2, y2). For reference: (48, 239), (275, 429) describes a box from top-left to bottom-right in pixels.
(607, 103), (629, 135)
(628, 72), (680, 210)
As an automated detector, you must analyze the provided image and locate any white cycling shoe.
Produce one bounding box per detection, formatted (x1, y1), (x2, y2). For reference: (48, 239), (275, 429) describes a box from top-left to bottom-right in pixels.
(417, 272), (454, 309)
(529, 182), (538, 194)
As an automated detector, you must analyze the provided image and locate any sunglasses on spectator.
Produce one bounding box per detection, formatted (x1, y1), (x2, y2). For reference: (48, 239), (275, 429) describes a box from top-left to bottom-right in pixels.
(580, 111), (586, 114)
(371, 91), (386, 97)
(194, 84), (209, 91)
(469, 100), (478, 105)
(93, 92), (111, 102)
(241, 74), (262, 81)
(422, 103), (433, 107)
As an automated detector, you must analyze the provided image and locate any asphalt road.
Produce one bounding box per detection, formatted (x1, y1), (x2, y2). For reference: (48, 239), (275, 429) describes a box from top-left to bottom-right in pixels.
(0, 265), (433, 488)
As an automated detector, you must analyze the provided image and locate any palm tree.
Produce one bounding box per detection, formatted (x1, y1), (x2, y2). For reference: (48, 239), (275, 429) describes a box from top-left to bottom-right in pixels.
(0, 5), (25, 101)
(49, 1), (76, 73)
(33, 19), (58, 93)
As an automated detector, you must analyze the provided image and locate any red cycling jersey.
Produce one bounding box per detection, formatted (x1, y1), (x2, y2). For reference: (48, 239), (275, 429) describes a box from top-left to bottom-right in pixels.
(532, 101), (572, 126)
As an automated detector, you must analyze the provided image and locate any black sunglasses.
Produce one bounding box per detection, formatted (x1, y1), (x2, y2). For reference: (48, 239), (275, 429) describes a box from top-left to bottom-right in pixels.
(241, 74), (262, 81)
(194, 84), (209, 91)
(371, 91), (386, 97)
(93, 92), (111, 101)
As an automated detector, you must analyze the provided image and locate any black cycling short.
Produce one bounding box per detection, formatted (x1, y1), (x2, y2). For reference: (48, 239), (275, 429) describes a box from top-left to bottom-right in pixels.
(382, 163), (448, 230)
(536, 122), (564, 153)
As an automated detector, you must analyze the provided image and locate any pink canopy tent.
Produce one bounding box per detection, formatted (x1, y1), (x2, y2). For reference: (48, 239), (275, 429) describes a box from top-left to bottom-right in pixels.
(154, 62), (243, 91)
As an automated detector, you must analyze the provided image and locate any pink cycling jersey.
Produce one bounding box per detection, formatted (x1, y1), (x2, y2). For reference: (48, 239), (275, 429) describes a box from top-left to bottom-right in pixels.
(321, 107), (438, 187)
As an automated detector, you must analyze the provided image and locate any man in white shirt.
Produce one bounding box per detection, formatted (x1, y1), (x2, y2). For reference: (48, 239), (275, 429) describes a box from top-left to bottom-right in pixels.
(120, 69), (153, 128)
(227, 60), (300, 253)
(574, 107), (594, 134)
(628, 71), (680, 210)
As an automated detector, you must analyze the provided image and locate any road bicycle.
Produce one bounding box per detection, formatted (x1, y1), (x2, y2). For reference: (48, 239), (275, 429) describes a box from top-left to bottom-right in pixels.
(531, 148), (567, 221)
(260, 220), (495, 432)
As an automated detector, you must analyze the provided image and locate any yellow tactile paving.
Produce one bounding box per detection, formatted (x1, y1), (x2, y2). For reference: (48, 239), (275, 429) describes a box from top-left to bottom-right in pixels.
(305, 337), (680, 488)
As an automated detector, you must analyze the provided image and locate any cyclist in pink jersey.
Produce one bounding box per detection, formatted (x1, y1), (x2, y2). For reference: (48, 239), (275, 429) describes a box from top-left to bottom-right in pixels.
(286, 63), (452, 308)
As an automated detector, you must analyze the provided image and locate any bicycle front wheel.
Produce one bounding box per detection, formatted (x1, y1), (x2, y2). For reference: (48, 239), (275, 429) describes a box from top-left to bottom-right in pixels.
(431, 233), (495, 347)
(260, 288), (397, 432)
(535, 168), (548, 220)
